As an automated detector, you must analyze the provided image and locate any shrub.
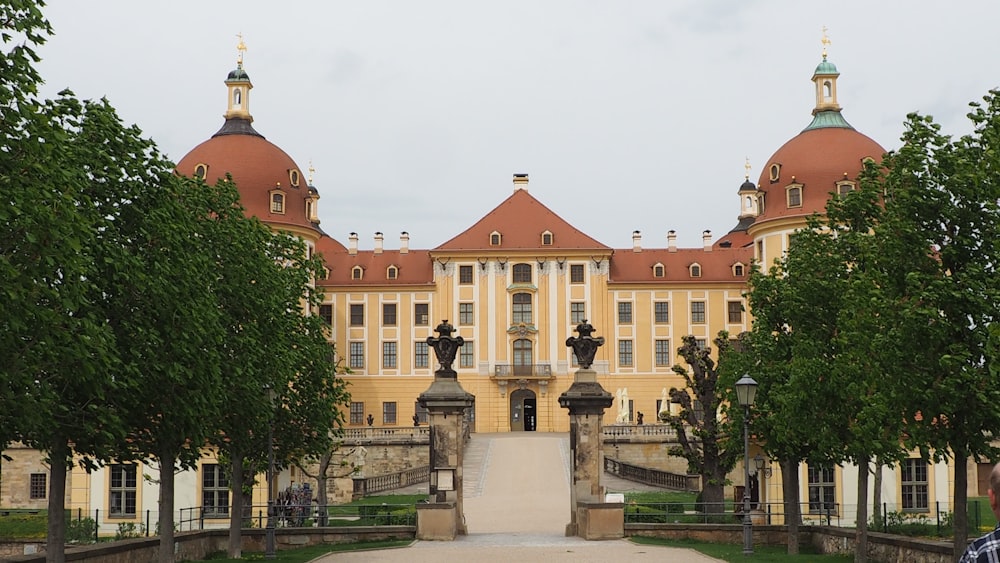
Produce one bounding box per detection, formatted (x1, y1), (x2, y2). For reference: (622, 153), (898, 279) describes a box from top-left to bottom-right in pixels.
(66, 517), (97, 544)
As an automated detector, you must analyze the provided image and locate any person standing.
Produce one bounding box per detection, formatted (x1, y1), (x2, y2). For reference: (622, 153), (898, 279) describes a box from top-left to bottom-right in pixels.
(961, 462), (1000, 562)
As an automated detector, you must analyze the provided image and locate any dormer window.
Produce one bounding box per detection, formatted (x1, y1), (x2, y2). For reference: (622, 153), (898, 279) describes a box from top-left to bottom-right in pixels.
(769, 163), (781, 183)
(289, 169), (300, 187)
(689, 263), (702, 278)
(351, 266), (364, 280)
(194, 163), (208, 179)
(836, 181), (855, 196)
(490, 231), (501, 246)
(653, 263), (665, 278)
(733, 263), (745, 277)
(270, 191), (285, 214)
(786, 183), (803, 208)
(387, 265), (398, 280)
(541, 231), (553, 246)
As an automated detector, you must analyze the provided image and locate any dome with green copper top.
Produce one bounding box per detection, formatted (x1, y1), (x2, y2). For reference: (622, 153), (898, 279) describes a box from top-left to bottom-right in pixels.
(814, 57), (839, 76)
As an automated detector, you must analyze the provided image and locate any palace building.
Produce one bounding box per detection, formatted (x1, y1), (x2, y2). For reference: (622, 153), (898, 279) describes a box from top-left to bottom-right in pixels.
(5, 40), (975, 538)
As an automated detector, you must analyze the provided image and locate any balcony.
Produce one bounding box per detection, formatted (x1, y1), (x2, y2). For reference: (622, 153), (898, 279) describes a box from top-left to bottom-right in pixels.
(492, 364), (553, 379)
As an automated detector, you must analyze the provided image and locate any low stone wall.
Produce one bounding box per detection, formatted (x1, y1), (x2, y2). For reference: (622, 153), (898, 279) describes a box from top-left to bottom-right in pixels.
(627, 523), (956, 562)
(1, 526), (416, 562)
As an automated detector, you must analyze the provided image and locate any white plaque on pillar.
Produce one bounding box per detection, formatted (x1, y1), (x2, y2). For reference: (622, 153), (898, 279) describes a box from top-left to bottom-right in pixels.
(605, 493), (625, 503)
(437, 468), (455, 491)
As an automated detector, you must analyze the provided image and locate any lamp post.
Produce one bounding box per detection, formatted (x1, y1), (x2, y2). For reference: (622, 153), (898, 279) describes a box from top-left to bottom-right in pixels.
(735, 374), (759, 556)
(265, 387), (276, 559)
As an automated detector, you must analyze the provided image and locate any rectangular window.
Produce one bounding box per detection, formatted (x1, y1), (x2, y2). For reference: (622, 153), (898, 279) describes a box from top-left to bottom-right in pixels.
(460, 341), (474, 368)
(29, 473), (46, 500)
(570, 264), (585, 283)
(415, 341), (429, 368)
(808, 465), (837, 514)
(618, 340), (633, 366)
(728, 301), (743, 323)
(202, 464), (230, 517)
(695, 339), (707, 350)
(901, 459), (929, 511)
(318, 304), (333, 326)
(382, 342), (397, 369)
(570, 302), (586, 324)
(655, 340), (671, 366)
(459, 303), (474, 325)
(512, 294), (532, 324)
(654, 301), (669, 323)
(349, 341), (364, 369)
(414, 402), (429, 425)
(383, 303), (397, 326)
(691, 301), (706, 324)
(415, 303), (429, 326)
(350, 304), (364, 326)
(349, 402), (364, 425)
(382, 402), (397, 425)
(109, 464), (137, 518)
(459, 265), (473, 284)
(618, 302), (633, 323)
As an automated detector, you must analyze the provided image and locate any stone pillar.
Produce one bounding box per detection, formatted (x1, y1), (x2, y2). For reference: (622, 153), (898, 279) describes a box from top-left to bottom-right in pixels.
(416, 320), (475, 540)
(559, 320), (622, 539)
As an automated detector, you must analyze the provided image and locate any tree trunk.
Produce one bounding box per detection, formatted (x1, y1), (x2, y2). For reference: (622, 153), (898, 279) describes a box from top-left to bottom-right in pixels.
(954, 455), (969, 561)
(315, 453), (330, 526)
(228, 454), (244, 558)
(158, 455), (175, 563)
(46, 443), (69, 563)
(855, 456), (869, 563)
(781, 458), (800, 554)
(872, 459), (882, 530)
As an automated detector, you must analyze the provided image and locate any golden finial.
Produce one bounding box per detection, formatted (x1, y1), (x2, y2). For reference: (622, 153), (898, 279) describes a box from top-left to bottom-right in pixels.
(744, 157), (751, 180)
(236, 32), (247, 66)
(821, 26), (831, 60)
(308, 160), (316, 185)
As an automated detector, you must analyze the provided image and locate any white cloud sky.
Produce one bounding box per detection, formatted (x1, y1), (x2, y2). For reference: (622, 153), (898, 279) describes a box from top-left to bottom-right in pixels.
(32, 0), (1000, 250)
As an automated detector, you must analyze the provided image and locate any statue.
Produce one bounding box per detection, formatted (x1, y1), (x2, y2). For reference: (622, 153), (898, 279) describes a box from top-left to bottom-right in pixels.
(565, 319), (604, 369)
(658, 387), (670, 421)
(616, 387), (630, 423)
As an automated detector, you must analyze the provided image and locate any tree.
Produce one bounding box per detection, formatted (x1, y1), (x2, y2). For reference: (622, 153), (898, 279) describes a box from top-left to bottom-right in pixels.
(662, 333), (740, 515)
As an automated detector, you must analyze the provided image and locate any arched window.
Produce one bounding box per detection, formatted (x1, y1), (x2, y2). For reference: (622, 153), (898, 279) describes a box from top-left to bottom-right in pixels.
(233, 88), (242, 107)
(289, 169), (300, 187)
(653, 263), (665, 278)
(541, 231), (553, 245)
(733, 263), (745, 277)
(769, 163), (781, 182)
(512, 263), (532, 284)
(690, 264), (702, 278)
(270, 192), (285, 214)
(351, 266), (363, 280)
(512, 293), (532, 324)
(786, 185), (803, 208)
(194, 163), (208, 179)
(513, 339), (533, 376)
(490, 232), (501, 246)
(387, 266), (398, 280)
(823, 80), (833, 101)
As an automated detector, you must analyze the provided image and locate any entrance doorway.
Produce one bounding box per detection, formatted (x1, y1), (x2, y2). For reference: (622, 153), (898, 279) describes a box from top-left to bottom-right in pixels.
(510, 389), (537, 432)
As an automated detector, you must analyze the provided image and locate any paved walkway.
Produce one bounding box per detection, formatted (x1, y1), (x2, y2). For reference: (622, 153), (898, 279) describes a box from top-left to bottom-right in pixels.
(312, 433), (722, 562)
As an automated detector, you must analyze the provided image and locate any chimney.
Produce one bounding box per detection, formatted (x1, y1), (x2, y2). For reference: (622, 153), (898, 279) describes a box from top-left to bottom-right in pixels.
(513, 173), (529, 191)
(400, 231), (409, 254)
(667, 230), (677, 252)
(348, 232), (358, 255)
(374, 231), (384, 254)
(632, 230), (642, 252)
(702, 230), (712, 251)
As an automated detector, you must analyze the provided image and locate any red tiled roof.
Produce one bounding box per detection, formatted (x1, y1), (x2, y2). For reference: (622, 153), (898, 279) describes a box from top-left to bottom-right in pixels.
(318, 247), (434, 287)
(609, 247), (752, 283)
(434, 189), (610, 252)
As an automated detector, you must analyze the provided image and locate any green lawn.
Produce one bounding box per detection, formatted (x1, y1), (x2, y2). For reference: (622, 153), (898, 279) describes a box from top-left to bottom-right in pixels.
(631, 536), (854, 562)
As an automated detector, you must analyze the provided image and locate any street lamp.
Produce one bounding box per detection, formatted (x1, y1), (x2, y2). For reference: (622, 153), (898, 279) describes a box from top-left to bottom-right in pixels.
(265, 386), (276, 559)
(735, 374), (759, 556)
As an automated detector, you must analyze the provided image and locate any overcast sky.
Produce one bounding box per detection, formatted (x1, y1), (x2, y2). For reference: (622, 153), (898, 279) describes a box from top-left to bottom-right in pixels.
(33, 1), (1000, 251)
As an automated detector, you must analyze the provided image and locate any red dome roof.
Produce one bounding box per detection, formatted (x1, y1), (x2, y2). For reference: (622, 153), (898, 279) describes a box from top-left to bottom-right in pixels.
(176, 130), (319, 235)
(755, 127), (885, 224)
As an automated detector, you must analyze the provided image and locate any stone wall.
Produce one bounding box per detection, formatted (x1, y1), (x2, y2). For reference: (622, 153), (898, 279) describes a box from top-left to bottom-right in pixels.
(0, 445), (64, 509)
(300, 444), (428, 505)
(1, 526), (416, 562)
